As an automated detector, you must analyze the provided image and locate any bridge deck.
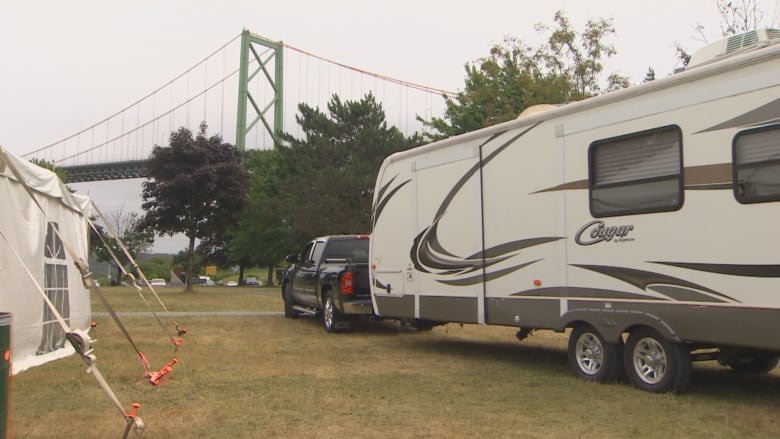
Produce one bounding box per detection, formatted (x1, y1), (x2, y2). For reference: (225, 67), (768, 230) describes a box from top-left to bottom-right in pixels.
(61, 160), (149, 183)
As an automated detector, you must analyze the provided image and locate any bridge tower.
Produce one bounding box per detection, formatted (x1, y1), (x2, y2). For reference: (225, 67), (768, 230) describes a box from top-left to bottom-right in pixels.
(235, 30), (284, 151)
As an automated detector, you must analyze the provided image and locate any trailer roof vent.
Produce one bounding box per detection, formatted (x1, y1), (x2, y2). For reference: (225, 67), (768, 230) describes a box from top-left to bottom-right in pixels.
(516, 104), (559, 119)
(687, 28), (780, 68)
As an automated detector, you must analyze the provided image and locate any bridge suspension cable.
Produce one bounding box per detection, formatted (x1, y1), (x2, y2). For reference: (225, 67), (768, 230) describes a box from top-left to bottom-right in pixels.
(283, 43), (456, 98)
(24, 30), (454, 172)
(23, 34), (243, 161)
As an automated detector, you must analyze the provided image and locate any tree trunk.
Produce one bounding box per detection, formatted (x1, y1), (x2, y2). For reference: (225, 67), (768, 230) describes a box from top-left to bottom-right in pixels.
(112, 262), (123, 286)
(238, 264), (245, 285)
(186, 235), (196, 292)
(266, 265), (274, 286)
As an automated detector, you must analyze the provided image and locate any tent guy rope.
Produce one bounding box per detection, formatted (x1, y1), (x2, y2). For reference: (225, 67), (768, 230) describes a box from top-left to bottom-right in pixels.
(1, 146), (187, 436)
(0, 222), (144, 438)
(88, 201), (188, 347)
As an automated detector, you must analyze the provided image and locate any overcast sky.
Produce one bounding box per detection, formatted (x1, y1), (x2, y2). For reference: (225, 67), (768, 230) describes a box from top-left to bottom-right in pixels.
(2, 0), (779, 252)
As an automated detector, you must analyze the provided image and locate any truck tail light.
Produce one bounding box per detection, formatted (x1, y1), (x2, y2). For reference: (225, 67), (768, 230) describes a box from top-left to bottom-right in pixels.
(341, 271), (354, 295)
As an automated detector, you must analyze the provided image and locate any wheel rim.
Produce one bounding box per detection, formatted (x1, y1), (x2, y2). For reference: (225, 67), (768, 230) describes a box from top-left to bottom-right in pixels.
(575, 332), (604, 375)
(323, 296), (334, 329)
(632, 337), (667, 385)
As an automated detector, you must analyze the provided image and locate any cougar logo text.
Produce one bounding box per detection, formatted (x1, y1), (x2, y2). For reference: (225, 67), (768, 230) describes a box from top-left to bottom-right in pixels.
(575, 220), (635, 245)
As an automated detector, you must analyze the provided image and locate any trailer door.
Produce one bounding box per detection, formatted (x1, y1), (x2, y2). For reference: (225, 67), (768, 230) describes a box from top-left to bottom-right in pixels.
(480, 123), (567, 327)
(411, 141), (485, 324)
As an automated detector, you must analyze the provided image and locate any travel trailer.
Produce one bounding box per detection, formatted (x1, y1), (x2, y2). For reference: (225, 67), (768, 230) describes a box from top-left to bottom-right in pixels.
(369, 29), (780, 393)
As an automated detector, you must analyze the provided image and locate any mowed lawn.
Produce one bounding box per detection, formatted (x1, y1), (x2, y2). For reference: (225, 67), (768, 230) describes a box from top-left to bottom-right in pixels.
(11, 286), (780, 438)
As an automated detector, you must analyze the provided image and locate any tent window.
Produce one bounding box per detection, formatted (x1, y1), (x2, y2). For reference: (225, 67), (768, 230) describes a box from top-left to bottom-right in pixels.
(734, 124), (780, 203)
(44, 222), (65, 259)
(589, 125), (683, 217)
(38, 222), (70, 355)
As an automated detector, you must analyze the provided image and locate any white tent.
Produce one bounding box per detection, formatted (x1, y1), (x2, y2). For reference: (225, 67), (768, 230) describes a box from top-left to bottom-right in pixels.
(0, 146), (92, 374)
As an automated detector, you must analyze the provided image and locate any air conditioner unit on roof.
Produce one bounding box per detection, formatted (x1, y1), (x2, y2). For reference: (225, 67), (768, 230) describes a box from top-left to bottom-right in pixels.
(687, 28), (780, 68)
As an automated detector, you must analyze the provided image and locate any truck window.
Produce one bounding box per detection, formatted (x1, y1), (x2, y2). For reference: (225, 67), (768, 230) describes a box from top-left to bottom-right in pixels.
(589, 125), (683, 217)
(300, 242), (315, 264)
(311, 241), (326, 265)
(733, 124), (780, 204)
(322, 238), (369, 263)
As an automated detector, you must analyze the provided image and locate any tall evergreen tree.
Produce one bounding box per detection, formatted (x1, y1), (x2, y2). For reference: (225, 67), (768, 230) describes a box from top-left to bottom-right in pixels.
(227, 149), (292, 285)
(276, 93), (421, 243)
(232, 93), (420, 267)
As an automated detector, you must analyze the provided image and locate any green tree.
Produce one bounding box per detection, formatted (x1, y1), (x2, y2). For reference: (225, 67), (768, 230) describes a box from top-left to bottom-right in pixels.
(231, 93), (419, 272)
(278, 93), (421, 242)
(227, 149), (291, 286)
(137, 255), (173, 280)
(422, 10), (628, 140)
(643, 67), (656, 83)
(169, 249), (200, 284)
(141, 122), (248, 291)
(539, 11), (623, 98)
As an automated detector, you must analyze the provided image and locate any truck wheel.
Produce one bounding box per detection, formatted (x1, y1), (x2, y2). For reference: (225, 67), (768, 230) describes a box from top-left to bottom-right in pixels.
(724, 353), (779, 374)
(568, 324), (623, 383)
(322, 291), (346, 333)
(624, 327), (691, 393)
(283, 284), (298, 319)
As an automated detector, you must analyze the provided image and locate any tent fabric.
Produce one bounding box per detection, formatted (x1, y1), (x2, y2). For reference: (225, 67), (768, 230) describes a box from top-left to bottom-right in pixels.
(0, 146), (91, 374)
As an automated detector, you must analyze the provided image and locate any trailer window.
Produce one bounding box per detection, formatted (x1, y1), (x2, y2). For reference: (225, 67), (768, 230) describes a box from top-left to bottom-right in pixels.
(589, 125), (683, 217)
(734, 124), (780, 204)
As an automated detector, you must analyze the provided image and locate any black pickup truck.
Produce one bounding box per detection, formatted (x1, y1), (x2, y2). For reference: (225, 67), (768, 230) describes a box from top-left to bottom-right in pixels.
(281, 235), (372, 332)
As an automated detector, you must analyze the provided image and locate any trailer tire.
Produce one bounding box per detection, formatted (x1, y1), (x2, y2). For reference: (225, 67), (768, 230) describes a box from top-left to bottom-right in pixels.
(568, 324), (623, 383)
(283, 284), (298, 319)
(624, 328), (691, 393)
(322, 291), (346, 333)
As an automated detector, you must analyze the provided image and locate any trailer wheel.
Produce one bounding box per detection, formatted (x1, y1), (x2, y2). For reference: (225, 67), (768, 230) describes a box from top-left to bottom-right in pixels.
(568, 325), (623, 383)
(322, 291), (346, 333)
(283, 284), (298, 319)
(624, 328), (691, 393)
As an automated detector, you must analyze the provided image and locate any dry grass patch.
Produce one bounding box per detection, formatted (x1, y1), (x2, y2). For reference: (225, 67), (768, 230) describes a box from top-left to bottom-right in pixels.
(92, 285), (283, 312)
(10, 288), (780, 438)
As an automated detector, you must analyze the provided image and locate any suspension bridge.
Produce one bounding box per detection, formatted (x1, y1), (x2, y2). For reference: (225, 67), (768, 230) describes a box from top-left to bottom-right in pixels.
(20, 30), (454, 183)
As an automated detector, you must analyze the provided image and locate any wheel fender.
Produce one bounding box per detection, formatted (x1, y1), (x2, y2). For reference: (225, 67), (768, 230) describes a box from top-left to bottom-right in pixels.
(560, 308), (682, 344)
(318, 285), (333, 309)
(281, 280), (289, 301)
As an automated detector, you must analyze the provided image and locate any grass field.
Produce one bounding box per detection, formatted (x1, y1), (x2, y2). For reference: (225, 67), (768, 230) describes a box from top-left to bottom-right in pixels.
(10, 286), (780, 438)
